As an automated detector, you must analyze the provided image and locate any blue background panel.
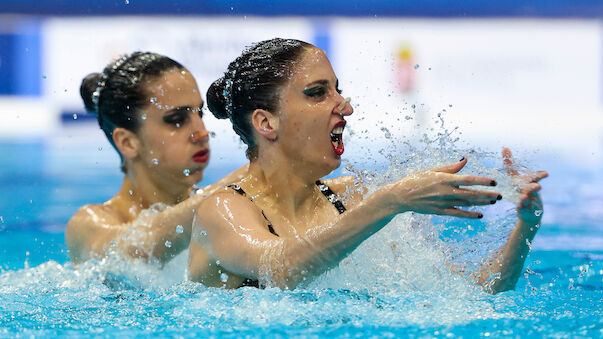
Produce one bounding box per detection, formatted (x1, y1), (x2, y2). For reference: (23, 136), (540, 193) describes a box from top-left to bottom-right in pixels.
(0, 0), (601, 17)
(0, 20), (41, 96)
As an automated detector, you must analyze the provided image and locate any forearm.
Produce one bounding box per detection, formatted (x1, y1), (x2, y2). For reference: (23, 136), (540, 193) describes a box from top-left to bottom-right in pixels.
(145, 194), (205, 262)
(476, 218), (539, 293)
(265, 192), (397, 289)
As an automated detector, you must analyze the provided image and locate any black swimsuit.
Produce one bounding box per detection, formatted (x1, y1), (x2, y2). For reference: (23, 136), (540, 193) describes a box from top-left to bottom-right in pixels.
(226, 180), (347, 288)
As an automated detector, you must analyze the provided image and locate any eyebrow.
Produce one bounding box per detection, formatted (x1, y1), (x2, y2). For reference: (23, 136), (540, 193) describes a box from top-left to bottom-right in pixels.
(304, 78), (339, 88)
(163, 103), (204, 115)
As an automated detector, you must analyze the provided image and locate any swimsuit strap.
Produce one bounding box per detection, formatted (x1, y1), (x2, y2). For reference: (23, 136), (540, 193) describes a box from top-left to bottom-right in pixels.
(226, 184), (279, 236)
(227, 181), (347, 289)
(315, 180), (347, 214)
(226, 180), (346, 237)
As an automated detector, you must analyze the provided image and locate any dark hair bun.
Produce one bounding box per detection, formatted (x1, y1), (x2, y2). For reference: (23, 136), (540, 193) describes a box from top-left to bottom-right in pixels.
(206, 76), (229, 120)
(80, 72), (103, 113)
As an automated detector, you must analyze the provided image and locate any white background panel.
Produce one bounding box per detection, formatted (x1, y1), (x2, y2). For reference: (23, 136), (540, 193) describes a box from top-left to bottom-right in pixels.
(330, 19), (603, 166)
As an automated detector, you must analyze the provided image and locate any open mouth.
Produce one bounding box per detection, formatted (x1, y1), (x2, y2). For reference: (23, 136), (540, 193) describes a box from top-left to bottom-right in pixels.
(330, 121), (346, 156)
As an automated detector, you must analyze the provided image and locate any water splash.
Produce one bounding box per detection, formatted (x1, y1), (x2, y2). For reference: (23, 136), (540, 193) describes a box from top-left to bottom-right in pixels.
(0, 107), (581, 337)
(312, 108), (533, 297)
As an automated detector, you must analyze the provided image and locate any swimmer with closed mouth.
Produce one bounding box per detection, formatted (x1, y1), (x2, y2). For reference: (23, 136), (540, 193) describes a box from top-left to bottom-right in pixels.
(188, 39), (547, 293)
(66, 52), (246, 264)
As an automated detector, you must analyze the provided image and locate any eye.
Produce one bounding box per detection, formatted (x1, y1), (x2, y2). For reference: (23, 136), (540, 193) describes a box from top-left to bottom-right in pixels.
(303, 86), (326, 98)
(163, 111), (188, 126)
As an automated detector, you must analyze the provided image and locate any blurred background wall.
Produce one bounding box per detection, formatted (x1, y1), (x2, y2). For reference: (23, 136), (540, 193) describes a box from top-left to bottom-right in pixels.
(0, 0), (601, 171)
(0, 0), (603, 167)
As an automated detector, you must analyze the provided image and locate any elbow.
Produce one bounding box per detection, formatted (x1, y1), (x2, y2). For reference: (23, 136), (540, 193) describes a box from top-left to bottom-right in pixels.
(479, 272), (519, 295)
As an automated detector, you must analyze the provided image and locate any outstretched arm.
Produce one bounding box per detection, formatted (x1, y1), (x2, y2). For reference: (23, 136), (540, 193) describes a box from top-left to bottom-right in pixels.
(190, 158), (501, 289)
(475, 148), (548, 293)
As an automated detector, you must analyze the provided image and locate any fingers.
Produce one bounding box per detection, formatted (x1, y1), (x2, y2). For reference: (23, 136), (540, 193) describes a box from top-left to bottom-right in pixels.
(436, 208), (483, 219)
(520, 182), (542, 197)
(518, 183), (542, 206)
(431, 157), (467, 174)
(502, 147), (519, 176)
(443, 198), (499, 207)
(524, 171), (548, 183)
(449, 175), (498, 187)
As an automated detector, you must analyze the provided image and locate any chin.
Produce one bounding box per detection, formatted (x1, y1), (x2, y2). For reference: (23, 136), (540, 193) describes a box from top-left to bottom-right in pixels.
(318, 156), (341, 177)
(185, 167), (205, 185)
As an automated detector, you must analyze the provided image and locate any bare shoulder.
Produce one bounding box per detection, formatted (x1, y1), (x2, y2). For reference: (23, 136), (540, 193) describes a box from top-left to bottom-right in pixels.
(66, 203), (120, 234)
(196, 187), (266, 227)
(65, 203), (122, 262)
(322, 175), (367, 207)
(322, 175), (356, 192)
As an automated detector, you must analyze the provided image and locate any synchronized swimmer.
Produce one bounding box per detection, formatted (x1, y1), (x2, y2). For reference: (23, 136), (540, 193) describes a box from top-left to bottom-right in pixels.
(188, 38), (547, 293)
(66, 52), (246, 264)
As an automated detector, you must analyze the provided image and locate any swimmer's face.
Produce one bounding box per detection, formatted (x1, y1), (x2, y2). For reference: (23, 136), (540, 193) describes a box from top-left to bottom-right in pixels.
(276, 47), (353, 174)
(136, 68), (209, 188)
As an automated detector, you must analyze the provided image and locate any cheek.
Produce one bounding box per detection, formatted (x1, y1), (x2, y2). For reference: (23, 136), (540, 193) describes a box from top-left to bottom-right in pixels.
(146, 137), (184, 163)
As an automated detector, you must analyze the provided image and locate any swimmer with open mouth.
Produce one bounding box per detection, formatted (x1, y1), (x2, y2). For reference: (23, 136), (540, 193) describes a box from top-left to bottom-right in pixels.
(188, 38), (547, 293)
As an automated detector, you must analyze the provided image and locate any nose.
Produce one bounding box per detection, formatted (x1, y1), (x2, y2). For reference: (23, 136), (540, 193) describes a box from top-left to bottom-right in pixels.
(190, 130), (209, 143)
(190, 114), (210, 143)
(333, 96), (354, 116)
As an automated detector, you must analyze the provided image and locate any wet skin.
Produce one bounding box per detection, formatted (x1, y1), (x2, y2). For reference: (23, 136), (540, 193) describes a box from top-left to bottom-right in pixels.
(66, 68), (247, 264)
(189, 47), (542, 292)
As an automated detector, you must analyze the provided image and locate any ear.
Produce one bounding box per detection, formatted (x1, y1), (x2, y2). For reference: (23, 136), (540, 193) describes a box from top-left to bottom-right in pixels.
(112, 127), (141, 160)
(251, 108), (278, 141)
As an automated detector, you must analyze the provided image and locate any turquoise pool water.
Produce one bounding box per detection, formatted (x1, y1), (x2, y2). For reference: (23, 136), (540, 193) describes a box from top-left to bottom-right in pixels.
(0, 140), (601, 337)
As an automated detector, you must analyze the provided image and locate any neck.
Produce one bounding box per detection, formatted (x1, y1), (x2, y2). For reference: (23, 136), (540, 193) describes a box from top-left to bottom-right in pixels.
(246, 150), (321, 219)
(116, 165), (192, 211)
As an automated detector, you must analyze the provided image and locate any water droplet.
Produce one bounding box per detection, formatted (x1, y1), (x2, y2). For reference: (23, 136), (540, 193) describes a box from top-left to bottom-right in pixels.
(128, 190), (133, 195)
(216, 260), (221, 265)
(209, 131), (216, 138)
(176, 225), (184, 234)
(42, 75), (47, 79)
(534, 210), (543, 216)
(164, 241), (172, 248)
(72, 114), (78, 120)
(200, 230), (207, 236)
(380, 127), (392, 139)
(152, 158), (159, 165)
(411, 104), (416, 109)
(183, 169), (191, 176)
(125, 0), (129, 3)
(414, 64), (420, 69)
(220, 273), (229, 282)
(141, 114), (147, 120)
(97, 146), (103, 151)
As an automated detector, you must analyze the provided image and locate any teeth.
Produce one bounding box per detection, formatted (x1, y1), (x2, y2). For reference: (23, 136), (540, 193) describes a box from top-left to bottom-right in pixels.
(331, 140), (339, 148)
(332, 127), (344, 135)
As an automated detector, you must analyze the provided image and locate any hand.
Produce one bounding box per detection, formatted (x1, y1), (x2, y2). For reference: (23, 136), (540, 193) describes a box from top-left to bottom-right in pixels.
(389, 157), (501, 218)
(503, 148), (548, 225)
